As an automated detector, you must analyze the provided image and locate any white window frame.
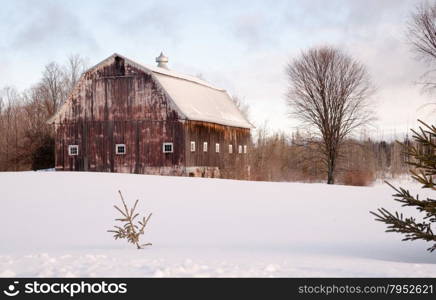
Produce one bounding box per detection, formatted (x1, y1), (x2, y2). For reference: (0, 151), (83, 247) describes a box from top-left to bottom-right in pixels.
(215, 143), (220, 153)
(243, 145), (247, 154)
(203, 142), (208, 152)
(163, 142), (173, 153)
(238, 145), (242, 154)
(190, 141), (196, 152)
(68, 145), (79, 156)
(115, 144), (126, 155)
(229, 144), (233, 154)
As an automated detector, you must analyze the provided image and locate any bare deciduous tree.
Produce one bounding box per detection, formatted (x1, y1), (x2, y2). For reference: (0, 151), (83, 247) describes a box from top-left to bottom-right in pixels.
(64, 54), (88, 95)
(39, 62), (67, 116)
(0, 87), (23, 170)
(0, 54), (89, 171)
(231, 95), (251, 121)
(409, 3), (436, 62)
(286, 46), (374, 184)
(408, 2), (436, 95)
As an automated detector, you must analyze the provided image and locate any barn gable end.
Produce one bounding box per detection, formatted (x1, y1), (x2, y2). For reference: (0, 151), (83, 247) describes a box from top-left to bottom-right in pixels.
(50, 55), (185, 124)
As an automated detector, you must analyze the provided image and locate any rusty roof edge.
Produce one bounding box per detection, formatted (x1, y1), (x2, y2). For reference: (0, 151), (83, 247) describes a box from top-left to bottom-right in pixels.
(46, 54), (112, 124)
(46, 76), (85, 124)
(149, 72), (188, 121)
(221, 90), (255, 129)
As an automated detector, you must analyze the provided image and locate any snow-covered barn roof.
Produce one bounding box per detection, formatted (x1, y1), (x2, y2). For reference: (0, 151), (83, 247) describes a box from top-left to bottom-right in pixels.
(50, 53), (253, 129)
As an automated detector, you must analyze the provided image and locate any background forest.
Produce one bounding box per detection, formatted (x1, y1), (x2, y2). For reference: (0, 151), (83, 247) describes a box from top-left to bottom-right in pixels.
(0, 64), (410, 186)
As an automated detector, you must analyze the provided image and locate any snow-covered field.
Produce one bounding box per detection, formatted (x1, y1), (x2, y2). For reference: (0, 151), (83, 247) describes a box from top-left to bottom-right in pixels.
(0, 171), (435, 277)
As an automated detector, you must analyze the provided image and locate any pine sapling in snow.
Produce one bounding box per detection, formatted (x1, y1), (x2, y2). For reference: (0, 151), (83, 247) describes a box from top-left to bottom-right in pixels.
(108, 190), (152, 249)
(371, 121), (436, 252)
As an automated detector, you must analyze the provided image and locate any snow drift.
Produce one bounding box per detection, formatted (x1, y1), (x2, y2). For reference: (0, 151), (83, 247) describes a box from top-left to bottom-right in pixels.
(0, 172), (435, 277)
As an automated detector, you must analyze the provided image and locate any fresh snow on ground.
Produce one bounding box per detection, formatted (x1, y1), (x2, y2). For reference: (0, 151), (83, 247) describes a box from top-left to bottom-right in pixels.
(0, 171), (435, 277)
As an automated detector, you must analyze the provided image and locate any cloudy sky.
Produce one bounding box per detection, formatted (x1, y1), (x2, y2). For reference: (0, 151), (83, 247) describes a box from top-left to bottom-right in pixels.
(0, 0), (434, 138)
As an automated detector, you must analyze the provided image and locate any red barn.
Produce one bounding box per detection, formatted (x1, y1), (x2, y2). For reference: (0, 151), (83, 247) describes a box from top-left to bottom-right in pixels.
(49, 53), (253, 178)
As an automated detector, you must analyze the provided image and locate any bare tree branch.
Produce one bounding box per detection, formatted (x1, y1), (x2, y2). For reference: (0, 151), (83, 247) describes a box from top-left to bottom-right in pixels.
(286, 46), (375, 184)
(407, 2), (436, 95)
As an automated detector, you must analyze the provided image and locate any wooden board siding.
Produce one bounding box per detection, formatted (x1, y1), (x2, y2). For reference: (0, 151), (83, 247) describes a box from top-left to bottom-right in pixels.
(54, 56), (185, 173)
(55, 120), (185, 173)
(59, 66), (179, 123)
(184, 120), (251, 177)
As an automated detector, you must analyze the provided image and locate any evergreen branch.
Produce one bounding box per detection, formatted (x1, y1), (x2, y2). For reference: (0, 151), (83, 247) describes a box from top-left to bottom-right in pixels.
(371, 120), (436, 253)
(370, 208), (436, 252)
(384, 181), (436, 218)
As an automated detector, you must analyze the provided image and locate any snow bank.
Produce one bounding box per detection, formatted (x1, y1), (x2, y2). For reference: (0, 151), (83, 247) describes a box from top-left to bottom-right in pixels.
(0, 172), (435, 277)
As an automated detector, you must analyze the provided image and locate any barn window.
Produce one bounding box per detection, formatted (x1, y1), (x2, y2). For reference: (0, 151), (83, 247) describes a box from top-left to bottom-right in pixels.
(163, 142), (173, 153)
(238, 145), (242, 154)
(229, 144), (233, 154)
(68, 145), (79, 156)
(215, 143), (220, 153)
(203, 142), (208, 152)
(116, 144), (126, 155)
(244, 145), (247, 154)
(190, 141), (196, 152)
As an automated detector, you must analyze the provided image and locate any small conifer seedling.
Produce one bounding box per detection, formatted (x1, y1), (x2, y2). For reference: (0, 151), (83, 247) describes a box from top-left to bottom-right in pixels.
(108, 190), (152, 249)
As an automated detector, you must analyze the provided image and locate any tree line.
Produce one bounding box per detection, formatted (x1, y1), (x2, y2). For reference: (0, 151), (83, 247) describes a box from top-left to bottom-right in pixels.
(0, 1), (431, 187)
(221, 124), (410, 185)
(0, 52), (411, 184)
(0, 55), (87, 171)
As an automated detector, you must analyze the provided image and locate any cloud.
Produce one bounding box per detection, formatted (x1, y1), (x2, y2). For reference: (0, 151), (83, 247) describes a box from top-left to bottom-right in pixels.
(96, 0), (183, 47)
(4, 0), (99, 54)
(225, 0), (429, 134)
(125, 4), (181, 37)
(0, 0), (431, 134)
(231, 13), (275, 48)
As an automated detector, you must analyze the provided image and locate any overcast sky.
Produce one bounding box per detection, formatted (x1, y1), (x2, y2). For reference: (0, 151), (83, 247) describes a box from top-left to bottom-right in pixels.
(0, 0), (434, 138)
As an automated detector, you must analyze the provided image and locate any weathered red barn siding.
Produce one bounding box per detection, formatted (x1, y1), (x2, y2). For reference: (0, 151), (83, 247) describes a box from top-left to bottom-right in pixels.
(55, 120), (185, 173)
(184, 121), (251, 177)
(53, 55), (251, 178)
(54, 56), (186, 174)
